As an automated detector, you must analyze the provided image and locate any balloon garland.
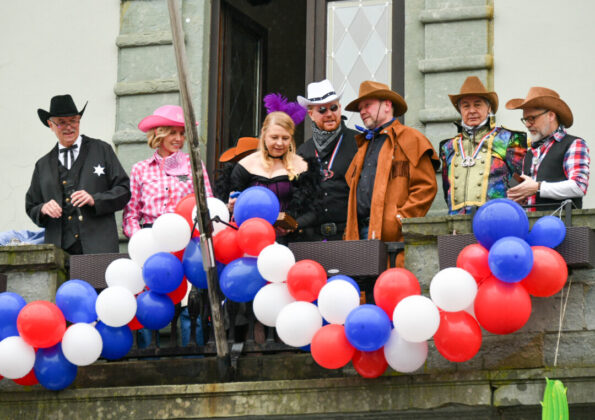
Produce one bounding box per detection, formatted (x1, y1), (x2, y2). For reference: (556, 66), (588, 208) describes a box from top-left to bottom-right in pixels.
(0, 195), (569, 389)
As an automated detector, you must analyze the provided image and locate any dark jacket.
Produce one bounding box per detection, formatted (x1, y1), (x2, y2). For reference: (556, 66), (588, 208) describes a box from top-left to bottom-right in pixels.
(297, 122), (358, 227)
(26, 135), (131, 253)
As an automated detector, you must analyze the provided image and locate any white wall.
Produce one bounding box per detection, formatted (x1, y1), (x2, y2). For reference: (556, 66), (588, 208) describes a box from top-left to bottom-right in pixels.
(494, 0), (595, 208)
(0, 0), (120, 232)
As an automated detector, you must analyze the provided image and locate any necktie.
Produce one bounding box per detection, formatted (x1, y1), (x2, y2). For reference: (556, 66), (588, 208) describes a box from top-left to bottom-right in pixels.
(60, 144), (78, 170)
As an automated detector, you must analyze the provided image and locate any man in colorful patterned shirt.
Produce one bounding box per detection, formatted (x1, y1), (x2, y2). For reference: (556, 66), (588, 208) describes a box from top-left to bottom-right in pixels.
(439, 77), (527, 215)
(506, 87), (590, 210)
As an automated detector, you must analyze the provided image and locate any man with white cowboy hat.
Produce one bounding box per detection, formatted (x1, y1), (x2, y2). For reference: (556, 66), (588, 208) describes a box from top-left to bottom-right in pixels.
(296, 79), (357, 241)
(506, 87), (590, 209)
(439, 76), (527, 215)
(26, 94), (130, 254)
(343, 80), (439, 267)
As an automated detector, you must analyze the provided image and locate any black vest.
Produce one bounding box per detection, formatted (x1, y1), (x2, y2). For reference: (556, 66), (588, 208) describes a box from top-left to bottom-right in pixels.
(58, 164), (81, 249)
(523, 134), (582, 209)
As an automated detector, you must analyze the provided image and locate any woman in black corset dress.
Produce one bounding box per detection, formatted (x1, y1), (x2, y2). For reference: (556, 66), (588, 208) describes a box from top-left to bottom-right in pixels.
(228, 111), (321, 243)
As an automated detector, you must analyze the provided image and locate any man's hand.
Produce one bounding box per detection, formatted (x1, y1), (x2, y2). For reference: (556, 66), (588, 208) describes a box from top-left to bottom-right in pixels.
(507, 174), (539, 203)
(41, 199), (62, 218)
(71, 190), (95, 207)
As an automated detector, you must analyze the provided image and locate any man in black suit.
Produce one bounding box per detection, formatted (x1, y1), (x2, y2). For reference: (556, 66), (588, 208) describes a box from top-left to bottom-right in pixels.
(297, 79), (358, 241)
(26, 95), (130, 254)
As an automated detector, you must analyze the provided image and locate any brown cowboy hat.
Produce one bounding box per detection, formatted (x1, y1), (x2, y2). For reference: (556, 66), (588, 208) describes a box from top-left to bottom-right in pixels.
(505, 86), (573, 128)
(219, 137), (259, 162)
(449, 76), (499, 113)
(345, 80), (408, 116)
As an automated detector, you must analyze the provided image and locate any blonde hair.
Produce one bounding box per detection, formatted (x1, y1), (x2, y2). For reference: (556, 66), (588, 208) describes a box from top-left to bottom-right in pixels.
(258, 112), (298, 180)
(147, 126), (184, 149)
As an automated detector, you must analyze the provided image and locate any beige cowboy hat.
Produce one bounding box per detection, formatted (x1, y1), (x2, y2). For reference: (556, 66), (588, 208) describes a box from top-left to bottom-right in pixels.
(345, 80), (408, 116)
(449, 76), (499, 113)
(505, 86), (573, 128)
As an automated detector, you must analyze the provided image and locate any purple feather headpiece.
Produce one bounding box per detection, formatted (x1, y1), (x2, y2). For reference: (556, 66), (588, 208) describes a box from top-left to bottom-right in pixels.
(263, 93), (307, 126)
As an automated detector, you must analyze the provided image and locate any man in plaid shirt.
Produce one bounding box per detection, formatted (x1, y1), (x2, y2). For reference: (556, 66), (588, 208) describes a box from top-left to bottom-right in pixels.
(506, 87), (590, 210)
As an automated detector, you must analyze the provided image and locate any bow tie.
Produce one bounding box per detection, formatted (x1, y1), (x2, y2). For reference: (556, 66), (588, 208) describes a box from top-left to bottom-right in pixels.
(59, 144), (78, 170)
(355, 124), (381, 140)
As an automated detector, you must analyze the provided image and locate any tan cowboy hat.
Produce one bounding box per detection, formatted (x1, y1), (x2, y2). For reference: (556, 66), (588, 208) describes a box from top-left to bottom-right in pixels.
(219, 137), (259, 162)
(505, 87), (573, 128)
(345, 80), (408, 116)
(449, 76), (499, 113)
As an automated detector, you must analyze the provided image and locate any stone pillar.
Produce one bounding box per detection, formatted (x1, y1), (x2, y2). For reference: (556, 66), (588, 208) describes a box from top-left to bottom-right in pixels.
(0, 245), (68, 302)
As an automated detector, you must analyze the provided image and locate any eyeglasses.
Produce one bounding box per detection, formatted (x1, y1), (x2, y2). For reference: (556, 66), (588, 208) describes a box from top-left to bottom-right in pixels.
(50, 118), (80, 128)
(520, 110), (549, 126)
(316, 104), (339, 115)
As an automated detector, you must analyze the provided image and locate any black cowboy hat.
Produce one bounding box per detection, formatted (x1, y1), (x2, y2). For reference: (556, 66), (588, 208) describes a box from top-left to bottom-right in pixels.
(37, 94), (87, 127)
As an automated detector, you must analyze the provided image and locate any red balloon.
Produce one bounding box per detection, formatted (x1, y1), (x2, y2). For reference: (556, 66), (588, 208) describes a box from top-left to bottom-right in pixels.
(237, 217), (276, 256)
(352, 348), (388, 378)
(17, 301), (66, 348)
(167, 278), (189, 305)
(128, 316), (144, 331)
(286, 260), (327, 302)
(457, 244), (491, 285)
(474, 276), (532, 335)
(172, 249), (185, 261)
(13, 368), (38, 386)
(174, 193), (197, 231)
(521, 246), (568, 297)
(373, 268), (421, 319)
(212, 227), (244, 264)
(433, 311), (482, 362)
(311, 324), (355, 369)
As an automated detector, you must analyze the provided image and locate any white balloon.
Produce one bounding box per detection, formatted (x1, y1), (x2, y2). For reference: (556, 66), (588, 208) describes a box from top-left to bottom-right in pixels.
(383, 329), (428, 373)
(105, 258), (145, 294)
(207, 197), (230, 235)
(317, 280), (360, 324)
(257, 243), (296, 283)
(128, 228), (162, 267)
(393, 295), (440, 343)
(430, 267), (478, 312)
(253, 283), (296, 327)
(152, 213), (191, 252)
(96, 286), (137, 327)
(0, 336), (36, 379)
(62, 323), (103, 366)
(275, 301), (322, 347)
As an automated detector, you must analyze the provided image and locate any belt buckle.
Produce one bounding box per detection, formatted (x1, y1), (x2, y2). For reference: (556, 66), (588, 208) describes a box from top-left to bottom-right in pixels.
(321, 223), (337, 236)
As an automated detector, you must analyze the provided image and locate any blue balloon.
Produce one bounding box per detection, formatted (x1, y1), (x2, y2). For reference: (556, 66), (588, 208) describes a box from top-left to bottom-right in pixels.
(219, 257), (267, 302)
(344, 304), (391, 351)
(472, 199), (529, 249)
(488, 236), (534, 283)
(34, 343), (78, 391)
(143, 252), (184, 294)
(0, 292), (26, 341)
(136, 291), (175, 330)
(95, 321), (133, 360)
(234, 186), (280, 226)
(183, 237), (225, 289)
(527, 216), (566, 248)
(55, 279), (98, 323)
(328, 275), (360, 295)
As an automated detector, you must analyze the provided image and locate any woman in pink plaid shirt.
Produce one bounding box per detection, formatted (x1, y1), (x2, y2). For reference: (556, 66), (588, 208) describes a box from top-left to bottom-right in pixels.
(122, 105), (212, 238)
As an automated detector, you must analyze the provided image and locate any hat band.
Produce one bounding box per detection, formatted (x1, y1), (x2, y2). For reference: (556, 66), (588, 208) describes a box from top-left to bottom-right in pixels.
(307, 91), (336, 102)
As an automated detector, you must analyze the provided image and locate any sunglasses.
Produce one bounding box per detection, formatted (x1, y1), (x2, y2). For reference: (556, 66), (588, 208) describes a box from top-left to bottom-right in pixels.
(316, 104), (339, 115)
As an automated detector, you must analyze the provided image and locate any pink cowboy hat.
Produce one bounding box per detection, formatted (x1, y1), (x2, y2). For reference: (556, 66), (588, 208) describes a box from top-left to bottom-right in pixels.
(138, 105), (198, 132)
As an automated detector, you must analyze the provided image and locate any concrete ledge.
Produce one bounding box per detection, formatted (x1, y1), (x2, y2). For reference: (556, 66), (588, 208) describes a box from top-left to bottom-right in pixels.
(0, 245), (67, 273)
(112, 129), (147, 145)
(418, 107), (460, 124)
(114, 79), (179, 96)
(419, 6), (493, 24)
(418, 54), (493, 74)
(116, 31), (174, 48)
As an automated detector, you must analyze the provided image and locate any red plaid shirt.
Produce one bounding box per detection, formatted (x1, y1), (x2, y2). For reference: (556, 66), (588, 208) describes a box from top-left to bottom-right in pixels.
(527, 126), (590, 206)
(123, 151), (212, 237)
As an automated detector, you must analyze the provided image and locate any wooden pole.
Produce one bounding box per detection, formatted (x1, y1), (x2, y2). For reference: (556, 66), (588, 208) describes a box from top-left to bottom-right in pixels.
(167, 0), (230, 364)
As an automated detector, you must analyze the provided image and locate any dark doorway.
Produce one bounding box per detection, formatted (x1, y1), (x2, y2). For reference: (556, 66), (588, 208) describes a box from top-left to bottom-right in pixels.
(207, 0), (308, 173)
